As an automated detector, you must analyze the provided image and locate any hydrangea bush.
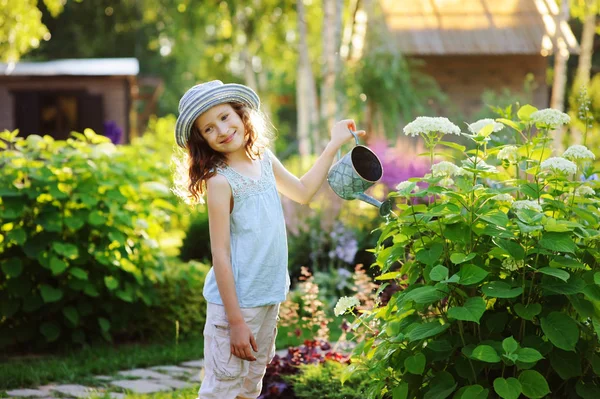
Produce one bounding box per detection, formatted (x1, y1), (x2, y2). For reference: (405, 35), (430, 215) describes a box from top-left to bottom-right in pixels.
(337, 105), (600, 398)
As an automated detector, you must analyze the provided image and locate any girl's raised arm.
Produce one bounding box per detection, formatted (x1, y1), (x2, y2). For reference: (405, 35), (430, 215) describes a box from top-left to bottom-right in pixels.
(270, 119), (365, 204)
(206, 174), (258, 361)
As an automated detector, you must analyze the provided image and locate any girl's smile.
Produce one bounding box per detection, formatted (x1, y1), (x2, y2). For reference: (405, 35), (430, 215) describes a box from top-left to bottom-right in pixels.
(195, 103), (246, 153)
(219, 130), (237, 144)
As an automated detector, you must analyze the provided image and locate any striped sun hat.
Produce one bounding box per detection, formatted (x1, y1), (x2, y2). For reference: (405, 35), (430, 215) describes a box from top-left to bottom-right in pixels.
(174, 80), (260, 148)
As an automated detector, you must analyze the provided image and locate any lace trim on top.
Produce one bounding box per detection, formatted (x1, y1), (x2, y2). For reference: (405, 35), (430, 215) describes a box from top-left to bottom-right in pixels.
(216, 151), (275, 200)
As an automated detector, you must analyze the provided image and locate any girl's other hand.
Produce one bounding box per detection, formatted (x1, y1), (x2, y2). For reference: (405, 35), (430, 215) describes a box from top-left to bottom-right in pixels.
(229, 321), (258, 361)
(329, 119), (366, 151)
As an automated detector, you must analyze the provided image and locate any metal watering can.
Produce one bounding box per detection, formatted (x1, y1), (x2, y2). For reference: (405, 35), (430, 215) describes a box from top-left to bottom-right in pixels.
(327, 129), (393, 217)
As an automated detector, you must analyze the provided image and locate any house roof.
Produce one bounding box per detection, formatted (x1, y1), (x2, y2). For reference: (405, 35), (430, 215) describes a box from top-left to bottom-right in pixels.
(378, 0), (579, 55)
(0, 58), (139, 76)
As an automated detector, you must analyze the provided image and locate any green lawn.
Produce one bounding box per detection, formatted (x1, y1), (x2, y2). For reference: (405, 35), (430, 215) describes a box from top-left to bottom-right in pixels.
(0, 339), (203, 391)
(0, 323), (344, 391)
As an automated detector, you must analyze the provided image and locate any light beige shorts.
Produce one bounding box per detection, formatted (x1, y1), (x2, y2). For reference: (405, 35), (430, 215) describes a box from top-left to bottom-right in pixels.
(198, 302), (280, 399)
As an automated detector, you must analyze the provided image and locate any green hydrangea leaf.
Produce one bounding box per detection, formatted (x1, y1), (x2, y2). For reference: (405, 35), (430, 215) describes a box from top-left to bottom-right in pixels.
(540, 312), (579, 351)
(518, 370), (550, 398)
(513, 303), (541, 321)
(482, 281), (523, 298)
(493, 377), (522, 399)
(470, 345), (501, 363)
(447, 297), (485, 324)
(404, 353), (426, 375)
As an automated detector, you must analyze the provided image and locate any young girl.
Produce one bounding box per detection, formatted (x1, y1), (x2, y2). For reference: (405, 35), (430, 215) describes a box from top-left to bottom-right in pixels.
(173, 80), (365, 399)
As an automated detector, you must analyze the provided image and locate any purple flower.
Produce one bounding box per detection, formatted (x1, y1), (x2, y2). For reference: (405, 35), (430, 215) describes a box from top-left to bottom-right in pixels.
(103, 121), (123, 144)
(368, 137), (430, 189)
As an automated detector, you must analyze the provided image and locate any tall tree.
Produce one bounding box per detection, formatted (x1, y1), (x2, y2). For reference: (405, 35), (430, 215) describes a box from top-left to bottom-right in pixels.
(566, 0), (599, 144)
(320, 0), (342, 151)
(0, 0), (70, 63)
(551, 0), (571, 149)
(296, 0), (320, 156)
(551, 0), (571, 112)
(571, 0), (599, 88)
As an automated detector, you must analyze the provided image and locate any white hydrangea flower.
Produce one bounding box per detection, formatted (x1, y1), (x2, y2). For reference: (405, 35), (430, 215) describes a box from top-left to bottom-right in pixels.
(502, 258), (524, 272)
(404, 116), (461, 137)
(575, 185), (595, 197)
(334, 296), (360, 317)
(530, 108), (570, 127)
(439, 177), (455, 188)
(462, 156), (497, 173)
(540, 157), (577, 175)
(468, 118), (504, 135)
(458, 167), (474, 178)
(396, 181), (415, 192)
(497, 145), (519, 164)
(512, 200), (543, 213)
(563, 145), (596, 161)
(491, 194), (514, 203)
(136, 219), (149, 229)
(432, 161), (461, 177)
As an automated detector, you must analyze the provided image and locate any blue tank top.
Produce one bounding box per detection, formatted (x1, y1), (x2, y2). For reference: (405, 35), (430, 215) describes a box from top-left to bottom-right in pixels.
(202, 149), (290, 308)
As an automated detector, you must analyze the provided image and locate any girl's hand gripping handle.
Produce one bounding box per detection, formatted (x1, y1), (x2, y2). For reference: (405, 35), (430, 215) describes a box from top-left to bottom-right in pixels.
(329, 119), (366, 152)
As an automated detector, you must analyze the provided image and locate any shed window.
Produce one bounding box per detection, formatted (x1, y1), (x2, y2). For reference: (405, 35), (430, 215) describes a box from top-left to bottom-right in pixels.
(40, 94), (79, 140)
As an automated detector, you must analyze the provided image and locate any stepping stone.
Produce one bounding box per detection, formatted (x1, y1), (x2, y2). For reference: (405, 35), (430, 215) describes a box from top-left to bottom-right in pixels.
(49, 384), (98, 398)
(117, 368), (170, 379)
(193, 367), (205, 383)
(156, 379), (194, 389)
(6, 389), (49, 397)
(149, 365), (192, 377)
(108, 393), (126, 399)
(110, 379), (172, 394)
(180, 359), (204, 368)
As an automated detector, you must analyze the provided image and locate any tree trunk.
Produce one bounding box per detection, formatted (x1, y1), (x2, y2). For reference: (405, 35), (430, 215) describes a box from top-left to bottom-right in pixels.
(572, 2), (597, 144)
(334, 0), (343, 120)
(550, 0), (570, 111)
(296, 0), (319, 156)
(575, 7), (596, 88)
(575, 12), (596, 88)
(320, 0), (338, 150)
(241, 49), (258, 91)
(550, 0), (570, 149)
(342, 0), (361, 61)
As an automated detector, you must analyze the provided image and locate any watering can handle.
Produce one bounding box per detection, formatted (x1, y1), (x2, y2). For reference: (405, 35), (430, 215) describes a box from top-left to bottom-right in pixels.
(336, 128), (361, 160)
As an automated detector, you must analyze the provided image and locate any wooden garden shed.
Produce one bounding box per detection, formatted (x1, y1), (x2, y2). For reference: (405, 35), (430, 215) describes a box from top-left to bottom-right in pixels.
(0, 58), (150, 143)
(375, 0), (580, 117)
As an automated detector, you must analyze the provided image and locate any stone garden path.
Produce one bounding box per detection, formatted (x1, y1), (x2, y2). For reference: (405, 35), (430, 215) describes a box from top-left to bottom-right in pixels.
(6, 350), (289, 398)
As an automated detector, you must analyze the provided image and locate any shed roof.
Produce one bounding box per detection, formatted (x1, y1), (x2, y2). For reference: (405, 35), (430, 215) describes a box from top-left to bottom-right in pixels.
(379, 0), (579, 55)
(0, 58), (139, 76)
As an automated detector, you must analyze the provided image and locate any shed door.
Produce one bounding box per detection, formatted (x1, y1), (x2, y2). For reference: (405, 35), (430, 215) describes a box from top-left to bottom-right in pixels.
(79, 94), (105, 136)
(13, 92), (41, 137)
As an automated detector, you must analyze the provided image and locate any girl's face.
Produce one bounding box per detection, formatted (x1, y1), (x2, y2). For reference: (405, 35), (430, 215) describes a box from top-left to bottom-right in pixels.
(194, 103), (246, 153)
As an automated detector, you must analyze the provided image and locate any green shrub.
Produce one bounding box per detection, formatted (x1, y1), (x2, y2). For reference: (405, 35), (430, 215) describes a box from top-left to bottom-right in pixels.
(136, 259), (209, 340)
(0, 129), (178, 350)
(286, 361), (365, 399)
(129, 114), (191, 235)
(339, 106), (600, 398)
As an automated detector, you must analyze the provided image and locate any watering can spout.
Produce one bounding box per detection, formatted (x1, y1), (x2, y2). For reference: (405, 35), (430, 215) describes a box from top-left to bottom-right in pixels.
(327, 128), (393, 217)
(355, 193), (394, 217)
